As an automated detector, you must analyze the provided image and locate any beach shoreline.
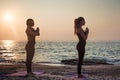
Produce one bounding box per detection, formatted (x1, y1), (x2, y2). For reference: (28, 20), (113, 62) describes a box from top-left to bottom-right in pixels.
(0, 63), (120, 80)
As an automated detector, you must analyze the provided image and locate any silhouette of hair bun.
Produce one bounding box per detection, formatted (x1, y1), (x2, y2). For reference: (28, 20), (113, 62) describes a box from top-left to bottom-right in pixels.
(26, 18), (33, 25)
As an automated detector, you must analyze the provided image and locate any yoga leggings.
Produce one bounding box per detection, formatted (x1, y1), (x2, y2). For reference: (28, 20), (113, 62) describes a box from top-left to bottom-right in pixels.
(77, 43), (85, 75)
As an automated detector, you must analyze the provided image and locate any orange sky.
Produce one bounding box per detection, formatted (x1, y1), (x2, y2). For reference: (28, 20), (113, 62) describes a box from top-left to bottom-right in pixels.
(0, 0), (120, 41)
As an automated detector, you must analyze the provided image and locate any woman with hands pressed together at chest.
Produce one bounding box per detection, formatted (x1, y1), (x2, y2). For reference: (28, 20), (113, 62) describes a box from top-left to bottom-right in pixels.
(25, 18), (40, 76)
(74, 17), (89, 78)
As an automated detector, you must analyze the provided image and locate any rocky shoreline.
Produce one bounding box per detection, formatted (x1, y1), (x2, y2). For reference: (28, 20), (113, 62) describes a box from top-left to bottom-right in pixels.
(0, 63), (120, 80)
(61, 58), (112, 65)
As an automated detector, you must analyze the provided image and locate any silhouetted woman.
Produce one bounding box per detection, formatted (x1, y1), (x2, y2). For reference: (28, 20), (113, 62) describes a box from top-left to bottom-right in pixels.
(74, 17), (89, 78)
(25, 18), (40, 76)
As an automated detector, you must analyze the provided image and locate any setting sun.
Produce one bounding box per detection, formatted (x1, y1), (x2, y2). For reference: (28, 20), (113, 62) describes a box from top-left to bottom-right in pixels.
(3, 12), (14, 22)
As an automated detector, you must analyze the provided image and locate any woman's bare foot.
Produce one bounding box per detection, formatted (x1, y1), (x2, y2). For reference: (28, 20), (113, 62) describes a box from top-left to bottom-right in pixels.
(26, 72), (35, 77)
(78, 74), (86, 78)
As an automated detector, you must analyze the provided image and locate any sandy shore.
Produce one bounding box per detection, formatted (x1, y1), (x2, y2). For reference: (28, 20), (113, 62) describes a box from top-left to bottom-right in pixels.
(0, 63), (120, 80)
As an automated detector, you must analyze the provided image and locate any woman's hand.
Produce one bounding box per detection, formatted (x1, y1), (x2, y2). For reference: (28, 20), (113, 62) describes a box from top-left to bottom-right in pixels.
(36, 27), (39, 31)
(86, 27), (89, 34)
(36, 27), (40, 36)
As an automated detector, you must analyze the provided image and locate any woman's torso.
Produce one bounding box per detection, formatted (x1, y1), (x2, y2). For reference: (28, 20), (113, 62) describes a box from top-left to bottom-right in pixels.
(26, 28), (36, 42)
(77, 31), (86, 47)
(25, 28), (36, 49)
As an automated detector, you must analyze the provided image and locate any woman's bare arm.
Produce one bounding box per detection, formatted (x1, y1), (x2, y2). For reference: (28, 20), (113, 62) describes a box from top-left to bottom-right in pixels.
(77, 28), (88, 40)
(27, 28), (39, 36)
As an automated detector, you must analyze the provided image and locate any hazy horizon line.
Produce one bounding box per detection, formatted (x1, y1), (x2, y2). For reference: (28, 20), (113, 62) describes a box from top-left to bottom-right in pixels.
(0, 39), (120, 42)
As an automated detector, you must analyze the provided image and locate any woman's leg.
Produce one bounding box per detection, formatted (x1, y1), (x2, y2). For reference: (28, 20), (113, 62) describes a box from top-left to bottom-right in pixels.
(77, 47), (85, 77)
(26, 48), (35, 73)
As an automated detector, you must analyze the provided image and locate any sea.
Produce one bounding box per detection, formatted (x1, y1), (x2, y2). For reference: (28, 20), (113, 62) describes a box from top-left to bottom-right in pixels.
(0, 40), (120, 65)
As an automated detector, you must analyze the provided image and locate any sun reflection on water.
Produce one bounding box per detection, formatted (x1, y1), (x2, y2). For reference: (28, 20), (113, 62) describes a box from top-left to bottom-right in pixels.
(2, 40), (15, 49)
(0, 40), (17, 63)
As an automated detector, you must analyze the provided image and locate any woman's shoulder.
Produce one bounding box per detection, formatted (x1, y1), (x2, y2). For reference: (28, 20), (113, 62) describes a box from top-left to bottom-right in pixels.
(26, 28), (32, 33)
(77, 27), (83, 33)
(26, 28), (35, 31)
